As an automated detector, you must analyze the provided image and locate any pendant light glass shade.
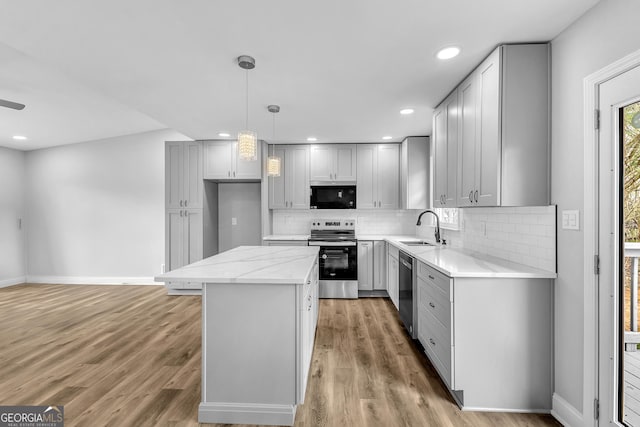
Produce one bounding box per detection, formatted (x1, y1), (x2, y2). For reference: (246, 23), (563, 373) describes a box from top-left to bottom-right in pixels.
(238, 130), (258, 161)
(267, 155), (281, 177)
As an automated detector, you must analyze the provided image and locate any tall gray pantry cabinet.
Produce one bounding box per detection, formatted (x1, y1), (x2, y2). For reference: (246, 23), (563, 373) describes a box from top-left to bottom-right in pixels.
(165, 141), (204, 292)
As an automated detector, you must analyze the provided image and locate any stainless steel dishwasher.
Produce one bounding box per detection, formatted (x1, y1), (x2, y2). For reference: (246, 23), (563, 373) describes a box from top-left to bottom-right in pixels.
(399, 251), (416, 338)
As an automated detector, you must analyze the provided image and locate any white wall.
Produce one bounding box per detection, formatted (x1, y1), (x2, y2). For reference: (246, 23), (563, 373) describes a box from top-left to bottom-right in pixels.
(0, 147), (25, 285)
(25, 129), (190, 283)
(551, 0), (640, 419)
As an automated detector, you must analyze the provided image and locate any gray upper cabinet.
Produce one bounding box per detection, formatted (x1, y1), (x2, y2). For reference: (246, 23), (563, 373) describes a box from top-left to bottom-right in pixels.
(357, 144), (400, 209)
(202, 140), (262, 180)
(309, 144), (356, 182)
(166, 141), (203, 210)
(449, 44), (550, 207)
(401, 136), (430, 209)
(432, 91), (458, 208)
(269, 145), (310, 209)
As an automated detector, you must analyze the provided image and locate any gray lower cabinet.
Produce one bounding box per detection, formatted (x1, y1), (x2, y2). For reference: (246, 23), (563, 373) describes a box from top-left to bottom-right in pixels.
(357, 241), (374, 291)
(166, 208), (203, 291)
(416, 261), (552, 411)
(387, 244), (399, 309)
(373, 241), (387, 290)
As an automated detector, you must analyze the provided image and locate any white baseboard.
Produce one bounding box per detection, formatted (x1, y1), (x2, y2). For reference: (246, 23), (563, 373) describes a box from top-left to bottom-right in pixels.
(198, 402), (295, 426)
(167, 288), (202, 296)
(551, 393), (583, 427)
(0, 276), (27, 288)
(26, 276), (161, 285)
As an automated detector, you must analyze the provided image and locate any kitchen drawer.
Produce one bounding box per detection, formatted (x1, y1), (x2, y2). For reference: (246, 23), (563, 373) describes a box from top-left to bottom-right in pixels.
(418, 277), (451, 330)
(417, 261), (451, 296)
(388, 243), (399, 260)
(418, 309), (453, 388)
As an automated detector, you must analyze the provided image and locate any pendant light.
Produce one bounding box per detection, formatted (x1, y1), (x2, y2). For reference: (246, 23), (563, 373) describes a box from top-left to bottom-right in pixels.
(267, 105), (281, 177)
(237, 55), (257, 161)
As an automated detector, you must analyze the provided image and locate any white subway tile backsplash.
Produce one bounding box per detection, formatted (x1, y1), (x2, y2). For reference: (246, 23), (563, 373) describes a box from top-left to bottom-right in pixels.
(272, 205), (557, 273)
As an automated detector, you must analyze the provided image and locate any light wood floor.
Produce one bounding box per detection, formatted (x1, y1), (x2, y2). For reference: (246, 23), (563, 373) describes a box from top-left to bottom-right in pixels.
(0, 284), (560, 427)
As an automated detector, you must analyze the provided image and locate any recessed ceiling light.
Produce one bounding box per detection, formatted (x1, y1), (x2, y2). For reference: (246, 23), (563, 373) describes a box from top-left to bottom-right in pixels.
(400, 108), (414, 115)
(12, 135), (27, 140)
(307, 137), (317, 142)
(382, 136), (393, 140)
(437, 46), (461, 60)
(218, 132), (230, 137)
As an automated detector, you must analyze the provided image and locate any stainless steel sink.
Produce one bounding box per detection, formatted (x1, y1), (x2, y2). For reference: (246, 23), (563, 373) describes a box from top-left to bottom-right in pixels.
(397, 240), (434, 246)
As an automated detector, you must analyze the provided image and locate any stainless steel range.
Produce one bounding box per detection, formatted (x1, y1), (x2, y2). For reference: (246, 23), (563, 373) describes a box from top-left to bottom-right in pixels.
(308, 219), (358, 299)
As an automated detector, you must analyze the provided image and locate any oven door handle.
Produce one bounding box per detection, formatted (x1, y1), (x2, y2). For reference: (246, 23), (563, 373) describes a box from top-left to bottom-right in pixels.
(308, 241), (356, 247)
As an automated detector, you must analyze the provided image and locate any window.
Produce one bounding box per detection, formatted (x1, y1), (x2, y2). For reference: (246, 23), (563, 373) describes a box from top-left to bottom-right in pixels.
(434, 207), (459, 230)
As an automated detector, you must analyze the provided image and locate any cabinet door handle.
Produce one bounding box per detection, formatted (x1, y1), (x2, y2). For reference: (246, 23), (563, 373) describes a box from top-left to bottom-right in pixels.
(185, 211), (189, 217)
(228, 171), (231, 177)
(180, 210), (183, 217)
(184, 200), (188, 207)
(179, 200), (183, 207)
(429, 302), (435, 308)
(379, 200), (381, 208)
(429, 338), (436, 346)
(428, 275), (435, 280)
(233, 171), (236, 177)
(474, 190), (478, 203)
(469, 191), (473, 203)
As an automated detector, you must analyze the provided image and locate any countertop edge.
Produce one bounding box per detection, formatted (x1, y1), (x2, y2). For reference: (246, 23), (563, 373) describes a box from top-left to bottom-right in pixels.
(155, 246), (319, 284)
(384, 238), (557, 279)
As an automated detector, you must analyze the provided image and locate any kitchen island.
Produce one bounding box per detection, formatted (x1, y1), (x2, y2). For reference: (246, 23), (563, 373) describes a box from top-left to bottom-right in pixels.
(155, 245), (320, 426)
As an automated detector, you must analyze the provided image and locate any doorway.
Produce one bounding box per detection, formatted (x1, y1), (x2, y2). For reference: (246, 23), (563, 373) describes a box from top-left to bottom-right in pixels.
(597, 63), (640, 426)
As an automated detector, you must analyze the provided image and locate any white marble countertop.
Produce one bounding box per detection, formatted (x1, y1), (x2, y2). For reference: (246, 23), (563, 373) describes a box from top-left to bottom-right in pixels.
(262, 234), (310, 241)
(385, 237), (557, 279)
(155, 246), (319, 284)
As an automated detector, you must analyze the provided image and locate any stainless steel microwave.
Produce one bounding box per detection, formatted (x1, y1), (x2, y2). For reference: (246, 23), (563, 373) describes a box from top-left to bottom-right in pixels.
(310, 186), (356, 209)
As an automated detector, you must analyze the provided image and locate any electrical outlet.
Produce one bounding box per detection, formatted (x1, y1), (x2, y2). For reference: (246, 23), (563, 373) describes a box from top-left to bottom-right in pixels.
(480, 221), (487, 236)
(232, 217), (237, 225)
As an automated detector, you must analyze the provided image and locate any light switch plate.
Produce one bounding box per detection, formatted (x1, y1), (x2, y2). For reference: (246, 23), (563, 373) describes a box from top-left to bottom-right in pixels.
(231, 217), (237, 225)
(562, 210), (580, 230)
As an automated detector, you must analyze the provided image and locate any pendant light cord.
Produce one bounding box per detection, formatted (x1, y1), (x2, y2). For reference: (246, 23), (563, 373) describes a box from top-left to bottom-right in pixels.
(245, 70), (249, 129)
(271, 111), (276, 156)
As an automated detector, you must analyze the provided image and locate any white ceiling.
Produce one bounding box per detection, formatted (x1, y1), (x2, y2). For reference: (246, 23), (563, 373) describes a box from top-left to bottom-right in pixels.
(0, 0), (599, 151)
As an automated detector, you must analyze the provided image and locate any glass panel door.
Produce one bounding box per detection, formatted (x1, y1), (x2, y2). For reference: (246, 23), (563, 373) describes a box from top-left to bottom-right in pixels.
(622, 100), (640, 426)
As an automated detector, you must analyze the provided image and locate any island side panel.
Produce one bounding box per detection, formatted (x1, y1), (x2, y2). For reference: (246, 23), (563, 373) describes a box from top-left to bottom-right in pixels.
(453, 277), (553, 412)
(202, 282), (297, 406)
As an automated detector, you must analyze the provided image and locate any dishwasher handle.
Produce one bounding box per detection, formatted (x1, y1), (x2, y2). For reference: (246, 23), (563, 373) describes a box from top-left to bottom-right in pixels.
(400, 259), (413, 270)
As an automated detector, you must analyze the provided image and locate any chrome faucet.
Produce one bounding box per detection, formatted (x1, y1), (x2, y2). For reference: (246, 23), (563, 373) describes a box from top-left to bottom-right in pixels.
(416, 210), (441, 244)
